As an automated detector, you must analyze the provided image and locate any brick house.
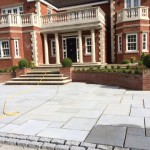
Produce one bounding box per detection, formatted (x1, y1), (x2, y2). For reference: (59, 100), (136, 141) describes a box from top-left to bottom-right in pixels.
(0, 0), (149, 68)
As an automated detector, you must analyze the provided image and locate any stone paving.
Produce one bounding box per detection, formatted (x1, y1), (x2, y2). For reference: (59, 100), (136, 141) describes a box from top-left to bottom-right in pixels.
(0, 83), (149, 149)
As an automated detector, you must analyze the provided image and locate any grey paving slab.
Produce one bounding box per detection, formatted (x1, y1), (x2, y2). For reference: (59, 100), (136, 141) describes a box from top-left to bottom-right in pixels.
(125, 135), (150, 149)
(63, 118), (97, 131)
(121, 98), (143, 108)
(75, 110), (102, 119)
(0, 124), (19, 133)
(127, 127), (145, 136)
(49, 122), (65, 128)
(131, 108), (150, 117)
(37, 127), (89, 141)
(9, 120), (50, 136)
(97, 115), (144, 128)
(103, 104), (131, 116)
(85, 125), (126, 147)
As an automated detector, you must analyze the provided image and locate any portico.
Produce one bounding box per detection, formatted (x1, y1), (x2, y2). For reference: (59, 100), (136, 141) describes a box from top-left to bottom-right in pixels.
(43, 28), (99, 65)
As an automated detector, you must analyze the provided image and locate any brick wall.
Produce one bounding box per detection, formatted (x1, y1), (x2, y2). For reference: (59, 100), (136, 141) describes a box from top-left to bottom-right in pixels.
(72, 72), (146, 90)
(0, 73), (15, 83)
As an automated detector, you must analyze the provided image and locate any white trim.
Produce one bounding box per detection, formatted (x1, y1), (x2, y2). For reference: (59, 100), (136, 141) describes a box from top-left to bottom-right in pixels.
(51, 39), (56, 57)
(1, 5), (23, 14)
(142, 33), (148, 52)
(85, 36), (92, 55)
(126, 33), (138, 52)
(0, 40), (10, 58)
(14, 39), (20, 58)
(118, 35), (122, 53)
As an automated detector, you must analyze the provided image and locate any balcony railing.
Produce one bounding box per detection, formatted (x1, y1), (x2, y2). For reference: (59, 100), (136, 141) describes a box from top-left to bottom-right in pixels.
(41, 7), (105, 27)
(117, 6), (149, 23)
(0, 13), (38, 27)
(0, 7), (105, 28)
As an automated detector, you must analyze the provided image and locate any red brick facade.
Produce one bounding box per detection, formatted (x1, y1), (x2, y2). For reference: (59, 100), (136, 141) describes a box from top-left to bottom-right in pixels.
(0, 0), (150, 68)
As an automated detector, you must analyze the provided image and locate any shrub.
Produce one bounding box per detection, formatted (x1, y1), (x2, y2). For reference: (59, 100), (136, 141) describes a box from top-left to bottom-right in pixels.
(130, 57), (136, 63)
(126, 65), (131, 70)
(61, 58), (72, 67)
(122, 60), (130, 64)
(138, 61), (143, 66)
(11, 66), (19, 72)
(143, 54), (150, 68)
(18, 59), (28, 69)
(117, 65), (121, 69)
(111, 66), (115, 70)
(29, 61), (35, 69)
(104, 66), (108, 69)
(141, 52), (147, 61)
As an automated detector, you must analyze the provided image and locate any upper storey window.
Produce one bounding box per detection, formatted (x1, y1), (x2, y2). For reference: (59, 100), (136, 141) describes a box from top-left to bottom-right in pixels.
(125, 0), (141, 8)
(2, 6), (23, 15)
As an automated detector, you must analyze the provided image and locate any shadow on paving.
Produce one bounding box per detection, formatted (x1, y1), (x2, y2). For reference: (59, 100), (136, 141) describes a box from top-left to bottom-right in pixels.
(85, 125), (150, 150)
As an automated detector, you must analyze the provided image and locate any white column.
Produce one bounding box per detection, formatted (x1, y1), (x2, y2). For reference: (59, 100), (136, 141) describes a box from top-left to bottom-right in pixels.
(91, 29), (96, 63)
(55, 33), (60, 64)
(43, 34), (49, 65)
(78, 30), (83, 63)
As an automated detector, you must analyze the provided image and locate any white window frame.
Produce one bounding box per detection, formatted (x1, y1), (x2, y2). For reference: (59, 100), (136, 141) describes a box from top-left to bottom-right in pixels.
(118, 35), (122, 53)
(142, 33), (148, 52)
(0, 40), (10, 58)
(47, 8), (52, 15)
(14, 40), (20, 58)
(125, 0), (141, 8)
(126, 33), (138, 52)
(85, 36), (92, 55)
(1, 6), (23, 14)
(51, 39), (56, 57)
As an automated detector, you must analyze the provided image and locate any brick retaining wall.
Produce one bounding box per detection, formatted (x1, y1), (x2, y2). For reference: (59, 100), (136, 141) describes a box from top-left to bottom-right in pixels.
(0, 73), (15, 83)
(72, 70), (150, 90)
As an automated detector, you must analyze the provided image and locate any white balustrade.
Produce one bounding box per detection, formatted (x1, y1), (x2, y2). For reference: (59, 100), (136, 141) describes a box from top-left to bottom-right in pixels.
(117, 6), (149, 23)
(41, 7), (105, 27)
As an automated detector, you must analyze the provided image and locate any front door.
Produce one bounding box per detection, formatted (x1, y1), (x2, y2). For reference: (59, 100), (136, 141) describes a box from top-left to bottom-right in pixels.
(67, 38), (77, 62)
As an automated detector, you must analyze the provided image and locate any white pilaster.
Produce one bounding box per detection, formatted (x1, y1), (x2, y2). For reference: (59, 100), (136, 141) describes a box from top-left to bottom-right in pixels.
(78, 30), (83, 63)
(55, 33), (60, 64)
(91, 29), (96, 63)
(30, 31), (38, 66)
(43, 34), (49, 65)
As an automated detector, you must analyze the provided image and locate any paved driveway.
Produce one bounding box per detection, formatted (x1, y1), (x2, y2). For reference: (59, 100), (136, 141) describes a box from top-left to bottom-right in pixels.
(0, 83), (150, 149)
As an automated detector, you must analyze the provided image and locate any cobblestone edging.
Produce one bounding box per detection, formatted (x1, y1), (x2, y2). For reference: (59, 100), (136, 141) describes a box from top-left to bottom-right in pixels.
(0, 132), (132, 150)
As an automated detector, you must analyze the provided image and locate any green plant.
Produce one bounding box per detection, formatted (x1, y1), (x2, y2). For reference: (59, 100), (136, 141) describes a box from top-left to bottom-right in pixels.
(117, 65), (121, 69)
(111, 66), (115, 70)
(130, 57), (136, 63)
(134, 66), (142, 74)
(29, 61), (35, 69)
(141, 52), (147, 61)
(122, 60), (130, 64)
(61, 58), (72, 67)
(18, 59), (28, 69)
(11, 66), (19, 72)
(143, 54), (150, 68)
(104, 66), (108, 69)
(138, 61), (143, 66)
(126, 65), (131, 70)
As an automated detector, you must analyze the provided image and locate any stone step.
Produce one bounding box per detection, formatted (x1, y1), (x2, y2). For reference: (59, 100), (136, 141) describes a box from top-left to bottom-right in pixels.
(12, 77), (68, 81)
(5, 79), (72, 85)
(20, 74), (63, 77)
(27, 71), (60, 74)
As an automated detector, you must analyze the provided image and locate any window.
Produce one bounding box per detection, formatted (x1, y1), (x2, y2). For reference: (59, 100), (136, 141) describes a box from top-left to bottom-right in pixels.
(1, 6), (24, 15)
(51, 40), (56, 57)
(118, 35), (122, 52)
(0, 41), (10, 58)
(126, 34), (138, 51)
(125, 0), (140, 8)
(14, 40), (19, 57)
(85, 37), (92, 54)
(142, 33), (148, 51)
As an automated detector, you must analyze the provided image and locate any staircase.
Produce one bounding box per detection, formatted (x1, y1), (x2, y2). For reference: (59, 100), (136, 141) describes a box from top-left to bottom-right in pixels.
(5, 68), (72, 85)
